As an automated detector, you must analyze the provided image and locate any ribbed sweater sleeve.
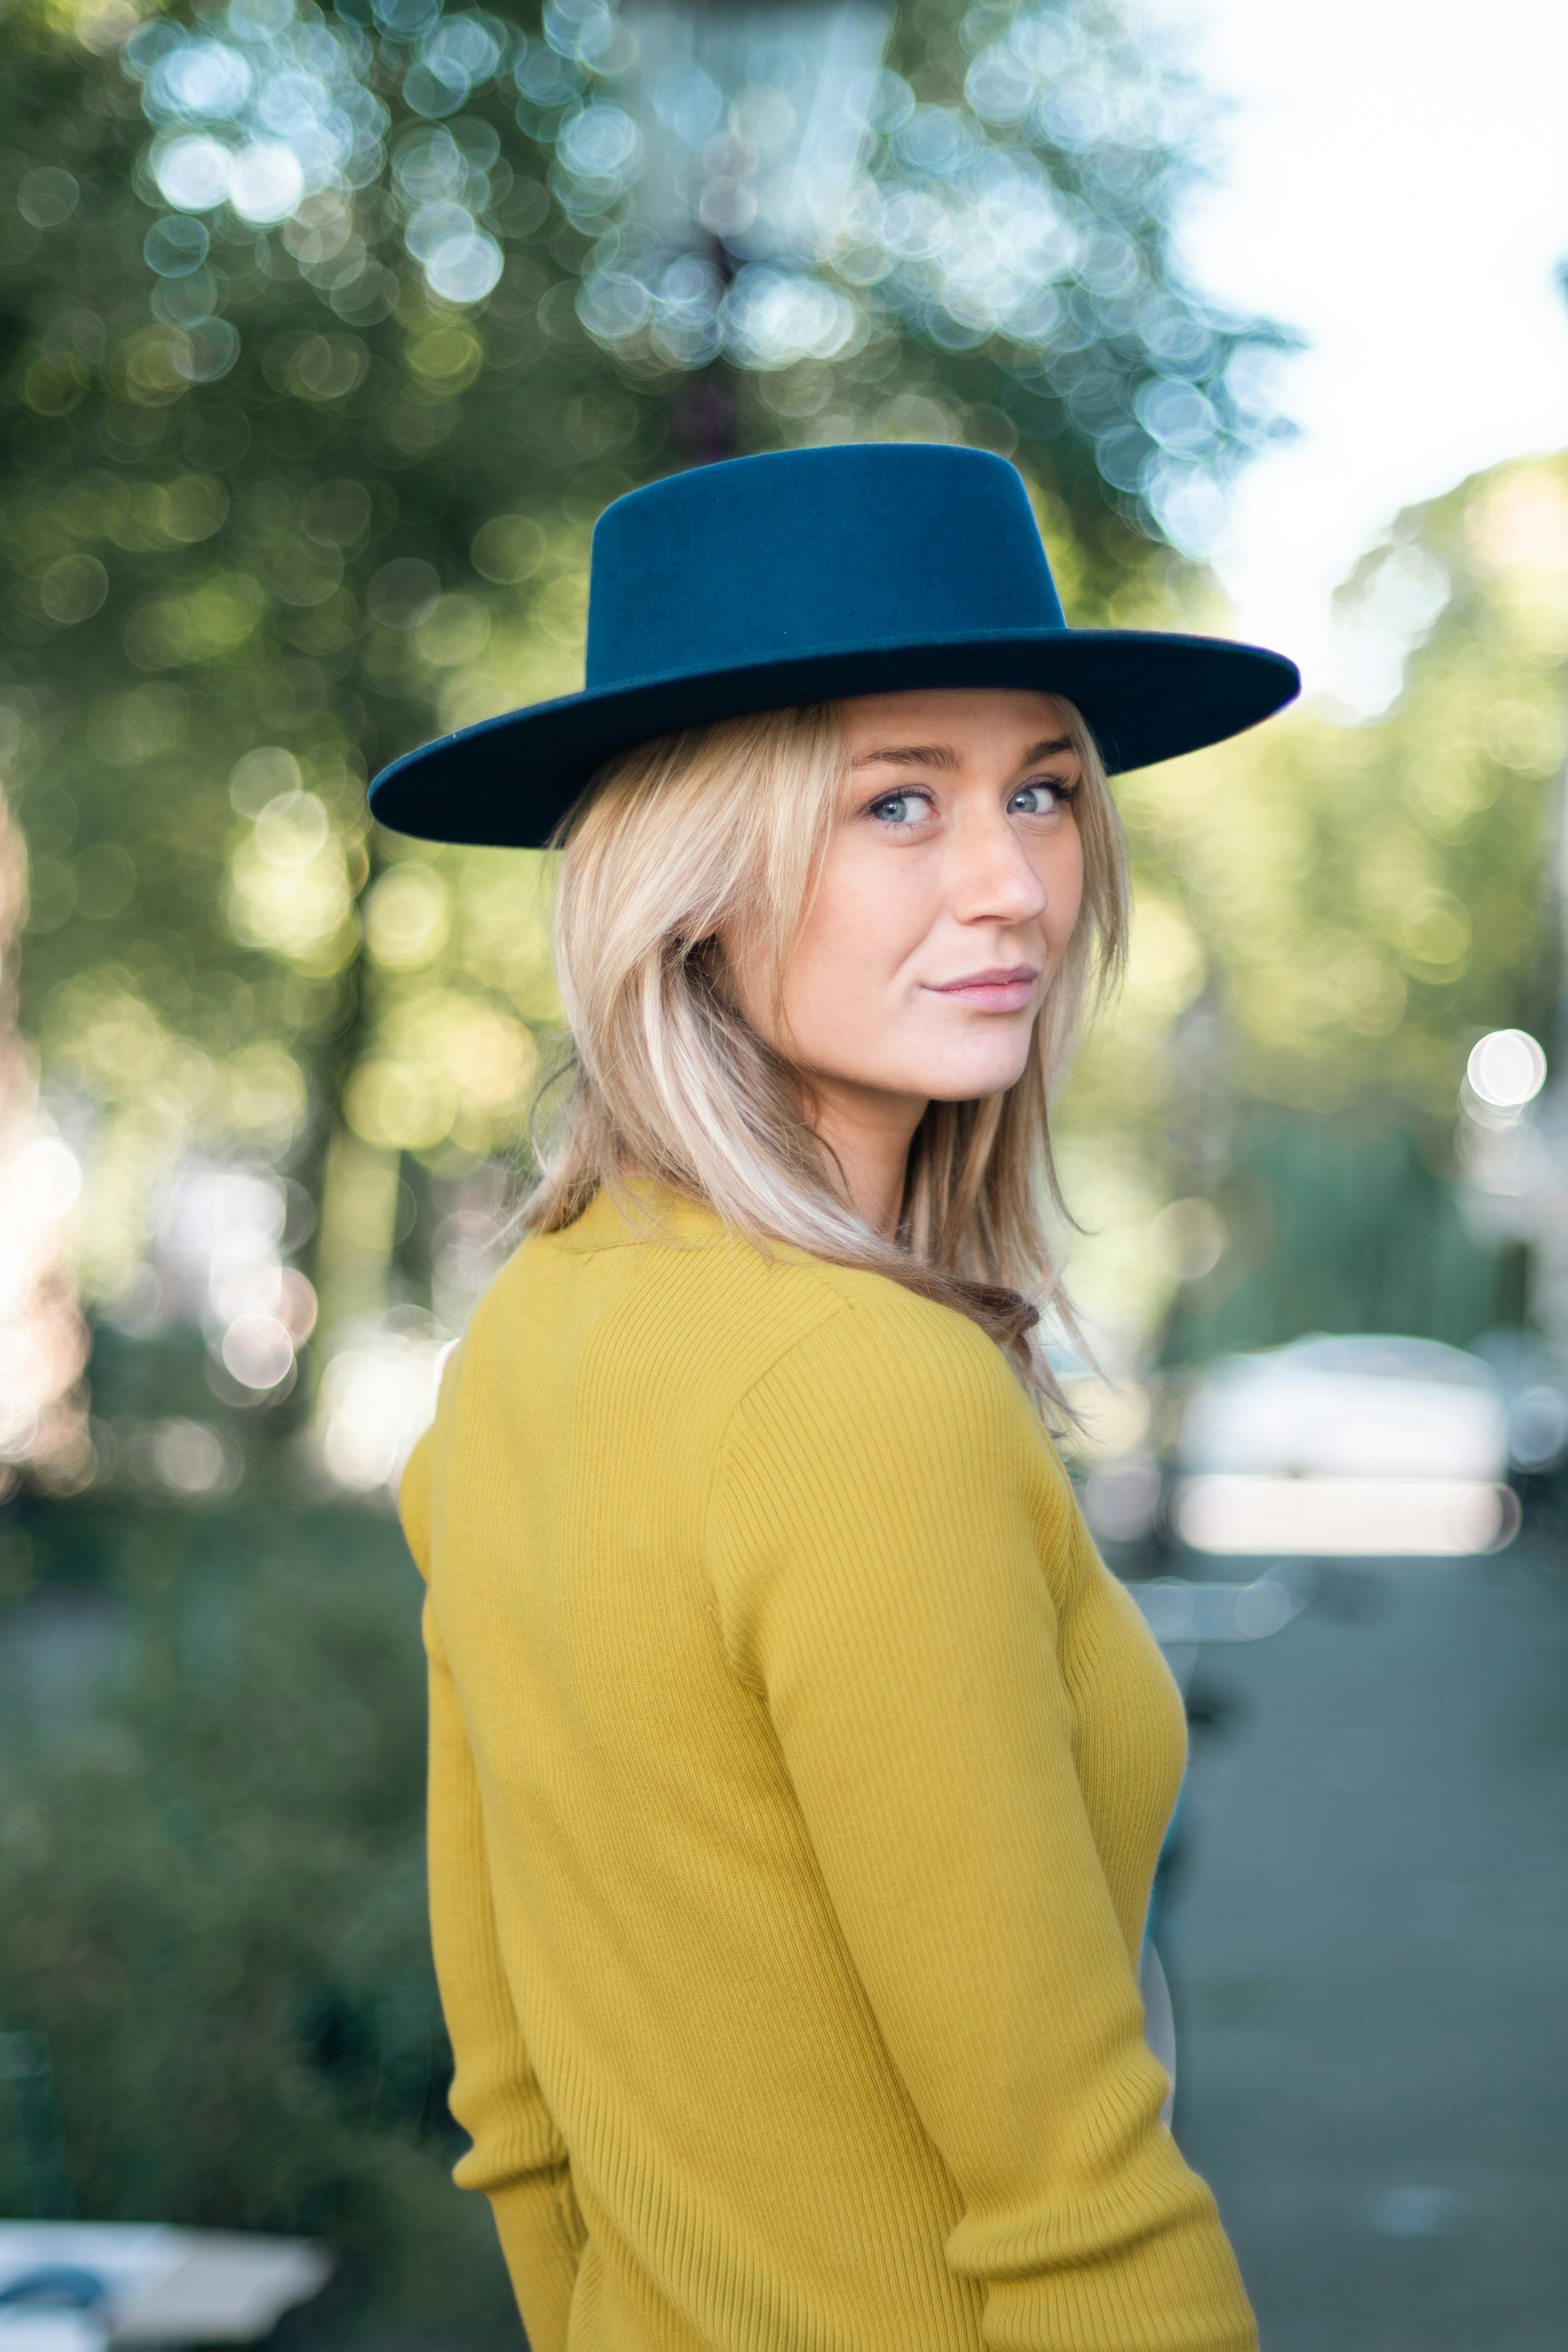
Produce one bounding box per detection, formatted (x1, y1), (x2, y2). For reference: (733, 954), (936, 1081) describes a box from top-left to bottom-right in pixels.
(704, 1303), (1257, 2352)
(403, 1435), (586, 2352)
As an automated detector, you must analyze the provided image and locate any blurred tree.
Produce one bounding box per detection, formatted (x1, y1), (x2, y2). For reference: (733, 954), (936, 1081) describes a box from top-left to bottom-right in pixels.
(0, 747), (91, 1494)
(0, 0), (1291, 2323)
(1056, 451), (1568, 1365)
(0, 0), (1286, 1453)
(1158, 1111), (1508, 1363)
(10, 0), (1558, 2322)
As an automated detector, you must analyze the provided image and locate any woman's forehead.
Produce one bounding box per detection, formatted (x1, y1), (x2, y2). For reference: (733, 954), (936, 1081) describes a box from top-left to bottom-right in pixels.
(838, 686), (1074, 760)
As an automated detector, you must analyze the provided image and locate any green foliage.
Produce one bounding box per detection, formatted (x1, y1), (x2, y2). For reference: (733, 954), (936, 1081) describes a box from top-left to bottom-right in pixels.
(25, 0), (1535, 2327)
(1160, 1110), (1511, 1364)
(1118, 454), (1568, 1129)
(1056, 452), (1568, 1359)
(0, 0), (1283, 1328)
(0, 0), (1286, 2318)
(0, 1499), (521, 2343)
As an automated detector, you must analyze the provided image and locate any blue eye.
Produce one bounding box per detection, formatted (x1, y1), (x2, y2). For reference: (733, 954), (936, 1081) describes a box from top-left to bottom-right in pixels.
(1009, 780), (1067, 815)
(871, 792), (925, 826)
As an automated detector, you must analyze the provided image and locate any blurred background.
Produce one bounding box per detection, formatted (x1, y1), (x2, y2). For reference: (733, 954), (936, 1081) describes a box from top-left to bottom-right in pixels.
(0, 0), (1563, 2341)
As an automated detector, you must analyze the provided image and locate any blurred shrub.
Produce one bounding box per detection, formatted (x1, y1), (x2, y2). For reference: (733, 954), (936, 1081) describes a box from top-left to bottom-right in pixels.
(0, 1499), (521, 2344)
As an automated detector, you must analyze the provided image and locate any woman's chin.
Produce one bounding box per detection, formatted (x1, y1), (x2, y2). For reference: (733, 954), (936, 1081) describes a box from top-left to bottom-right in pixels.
(910, 1049), (1036, 1105)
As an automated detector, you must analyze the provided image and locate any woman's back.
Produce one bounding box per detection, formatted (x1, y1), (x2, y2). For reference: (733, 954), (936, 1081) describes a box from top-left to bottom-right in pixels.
(405, 1188), (1256, 2351)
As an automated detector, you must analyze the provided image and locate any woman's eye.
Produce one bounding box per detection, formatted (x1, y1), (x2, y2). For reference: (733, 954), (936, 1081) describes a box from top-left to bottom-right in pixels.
(1009, 780), (1067, 816)
(870, 792), (927, 826)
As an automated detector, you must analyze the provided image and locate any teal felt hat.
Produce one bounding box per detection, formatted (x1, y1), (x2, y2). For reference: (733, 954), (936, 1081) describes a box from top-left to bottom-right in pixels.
(368, 443), (1298, 848)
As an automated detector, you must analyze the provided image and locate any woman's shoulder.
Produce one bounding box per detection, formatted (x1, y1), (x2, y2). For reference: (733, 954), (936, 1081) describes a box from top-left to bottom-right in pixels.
(465, 1189), (1044, 1457)
(778, 1250), (1008, 1363)
(707, 1257), (1080, 1584)
(724, 1250), (1049, 1472)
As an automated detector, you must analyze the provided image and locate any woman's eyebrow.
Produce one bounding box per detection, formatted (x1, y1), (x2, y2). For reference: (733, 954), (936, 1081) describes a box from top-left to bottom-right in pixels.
(849, 742), (961, 770)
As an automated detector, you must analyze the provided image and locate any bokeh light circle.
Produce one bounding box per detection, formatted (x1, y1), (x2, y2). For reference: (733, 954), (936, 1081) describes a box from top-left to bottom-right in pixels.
(1466, 1029), (1547, 1110)
(153, 135), (234, 210)
(221, 1312), (296, 1390)
(228, 140), (307, 223)
(144, 214), (211, 275)
(423, 225), (503, 303)
(10, 1136), (85, 1219)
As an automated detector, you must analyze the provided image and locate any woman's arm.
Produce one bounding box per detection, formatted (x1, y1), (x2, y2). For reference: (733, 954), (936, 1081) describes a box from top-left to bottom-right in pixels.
(705, 1302), (1256, 2352)
(405, 1436), (586, 2352)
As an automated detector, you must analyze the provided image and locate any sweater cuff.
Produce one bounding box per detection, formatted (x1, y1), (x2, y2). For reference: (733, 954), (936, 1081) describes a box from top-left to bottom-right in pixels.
(487, 2169), (585, 2352)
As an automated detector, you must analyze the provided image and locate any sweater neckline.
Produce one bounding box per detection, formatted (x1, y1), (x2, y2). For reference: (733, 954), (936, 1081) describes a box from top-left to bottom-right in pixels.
(553, 1182), (728, 1254)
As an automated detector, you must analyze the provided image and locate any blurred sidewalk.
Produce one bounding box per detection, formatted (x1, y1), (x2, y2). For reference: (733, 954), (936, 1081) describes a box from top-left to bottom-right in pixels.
(1172, 1542), (1568, 2348)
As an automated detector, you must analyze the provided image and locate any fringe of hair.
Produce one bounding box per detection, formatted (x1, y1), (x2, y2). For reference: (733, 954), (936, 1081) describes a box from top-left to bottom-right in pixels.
(521, 697), (1129, 1407)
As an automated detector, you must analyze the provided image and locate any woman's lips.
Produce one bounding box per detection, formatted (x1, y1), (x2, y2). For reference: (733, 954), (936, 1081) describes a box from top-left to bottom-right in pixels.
(924, 967), (1040, 1011)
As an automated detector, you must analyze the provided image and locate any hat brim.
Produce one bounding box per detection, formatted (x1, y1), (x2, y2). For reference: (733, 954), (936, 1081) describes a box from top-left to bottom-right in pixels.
(368, 628), (1299, 849)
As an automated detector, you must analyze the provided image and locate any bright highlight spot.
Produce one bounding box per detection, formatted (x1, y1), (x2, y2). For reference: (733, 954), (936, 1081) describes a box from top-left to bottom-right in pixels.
(153, 134), (234, 211)
(227, 141), (307, 223)
(423, 225), (503, 305)
(1466, 1028), (1546, 1110)
(317, 1328), (446, 1489)
(9, 1137), (84, 1220)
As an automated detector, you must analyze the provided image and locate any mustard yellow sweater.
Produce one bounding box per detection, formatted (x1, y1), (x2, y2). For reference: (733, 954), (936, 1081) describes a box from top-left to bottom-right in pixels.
(400, 1188), (1256, 2352)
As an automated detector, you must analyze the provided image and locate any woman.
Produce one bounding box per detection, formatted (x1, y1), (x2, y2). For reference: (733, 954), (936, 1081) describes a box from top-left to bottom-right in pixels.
(377, 445), (1297, 2352)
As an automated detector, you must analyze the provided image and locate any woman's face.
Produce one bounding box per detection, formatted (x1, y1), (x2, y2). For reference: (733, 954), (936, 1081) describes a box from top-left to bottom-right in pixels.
(735, 686), (1085, 1118)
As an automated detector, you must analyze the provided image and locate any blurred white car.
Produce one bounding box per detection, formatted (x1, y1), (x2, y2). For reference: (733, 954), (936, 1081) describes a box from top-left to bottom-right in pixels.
(1172, 1334), (1519, 1558)
(0, 2224), (327, 2349)
(1179, 1334), (1509, 1480)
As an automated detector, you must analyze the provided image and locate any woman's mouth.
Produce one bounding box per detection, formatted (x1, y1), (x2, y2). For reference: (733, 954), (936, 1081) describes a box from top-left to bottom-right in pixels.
(924, 966), (1040, 1011)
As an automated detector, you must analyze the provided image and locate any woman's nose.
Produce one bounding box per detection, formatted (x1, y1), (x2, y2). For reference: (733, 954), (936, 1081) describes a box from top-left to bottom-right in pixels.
(950, 818), (1050, 925)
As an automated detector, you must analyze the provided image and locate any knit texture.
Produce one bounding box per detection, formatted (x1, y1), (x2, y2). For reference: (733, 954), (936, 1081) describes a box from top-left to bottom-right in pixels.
(402, 1187), (1257, 2352)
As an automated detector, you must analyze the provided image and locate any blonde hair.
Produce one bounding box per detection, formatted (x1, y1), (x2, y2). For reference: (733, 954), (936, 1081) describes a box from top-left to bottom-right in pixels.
(523, 697), (1129, 1399)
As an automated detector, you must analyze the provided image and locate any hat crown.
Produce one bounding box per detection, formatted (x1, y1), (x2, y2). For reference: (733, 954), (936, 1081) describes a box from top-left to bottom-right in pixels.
(369, 440), (1299, 849)
(585, 444), (1067, 692)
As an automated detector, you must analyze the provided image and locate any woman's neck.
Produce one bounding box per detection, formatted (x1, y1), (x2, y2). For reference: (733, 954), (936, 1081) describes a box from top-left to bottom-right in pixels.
(807, 1076), (928, 1239)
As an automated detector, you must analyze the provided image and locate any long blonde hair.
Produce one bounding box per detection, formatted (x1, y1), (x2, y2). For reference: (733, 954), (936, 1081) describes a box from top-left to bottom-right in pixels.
(523, 697), (1129, 1397)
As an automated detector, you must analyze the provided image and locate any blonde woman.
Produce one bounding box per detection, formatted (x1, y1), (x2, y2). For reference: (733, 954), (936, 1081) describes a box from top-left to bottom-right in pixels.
(376, 446), (1297, 2352)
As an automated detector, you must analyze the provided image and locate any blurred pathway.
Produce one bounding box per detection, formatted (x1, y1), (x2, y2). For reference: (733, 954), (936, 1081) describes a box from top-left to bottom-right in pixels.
(1171, 1544), (1568, 2349)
